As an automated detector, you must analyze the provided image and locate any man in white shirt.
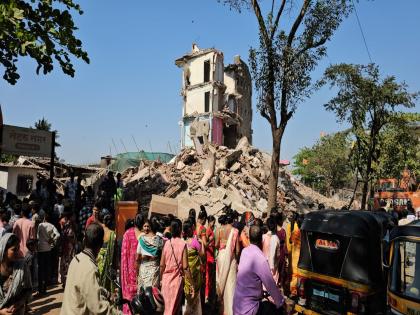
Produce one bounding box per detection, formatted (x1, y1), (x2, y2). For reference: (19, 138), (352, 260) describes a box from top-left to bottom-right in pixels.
(61, 223), (121, 315)
(37, 212), (60, 294)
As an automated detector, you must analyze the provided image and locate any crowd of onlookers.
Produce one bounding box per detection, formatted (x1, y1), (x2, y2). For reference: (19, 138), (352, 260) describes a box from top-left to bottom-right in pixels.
(2, 169), (416, 315)
(0, 170), (122, 314)
(0, 168), (308, 315)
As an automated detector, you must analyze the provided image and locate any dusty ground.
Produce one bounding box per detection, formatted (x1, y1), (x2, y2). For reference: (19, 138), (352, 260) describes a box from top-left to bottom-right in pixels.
(29, 285), (63, 315)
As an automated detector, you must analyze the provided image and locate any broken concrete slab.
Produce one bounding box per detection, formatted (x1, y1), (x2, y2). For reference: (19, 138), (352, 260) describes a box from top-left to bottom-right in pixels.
(229, 162), (241, 172)
(176, 161), (186, 170)
(219, 149), (242, 170)
(256, 198), (268, 213)
(209, 187), (227, 203)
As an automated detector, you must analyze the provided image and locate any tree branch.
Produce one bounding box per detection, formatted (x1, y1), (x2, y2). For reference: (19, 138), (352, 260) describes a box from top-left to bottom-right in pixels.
(260, 107), (271, 124)
(270, 0), (275, 21)
(252, 0), (271, 49)
(287, 0), (310, 47)
(270, 0), (286, 41)
(296, 36), (328, 58)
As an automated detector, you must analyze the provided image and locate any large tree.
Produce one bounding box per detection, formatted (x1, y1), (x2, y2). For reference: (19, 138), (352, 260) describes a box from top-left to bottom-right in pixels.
(0, 0), (89, 84)
(217, 0), (352, 212)
(319, 63), (418, 210)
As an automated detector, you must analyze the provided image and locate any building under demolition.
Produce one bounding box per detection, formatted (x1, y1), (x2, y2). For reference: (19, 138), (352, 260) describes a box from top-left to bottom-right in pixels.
(175, 44), (253, 150)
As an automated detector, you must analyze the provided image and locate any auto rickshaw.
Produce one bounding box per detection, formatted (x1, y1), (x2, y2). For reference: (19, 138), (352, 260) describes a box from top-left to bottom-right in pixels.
(387, 220), (420, 315)
(294, 210), (391, 315)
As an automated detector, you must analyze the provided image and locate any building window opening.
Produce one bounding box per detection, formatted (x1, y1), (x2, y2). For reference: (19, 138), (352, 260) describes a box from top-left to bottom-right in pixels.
(16, 175), (33, 196)
(205, 92), (210, 112)
(204, 60), (210, 82)
(228, 97), (237, 113)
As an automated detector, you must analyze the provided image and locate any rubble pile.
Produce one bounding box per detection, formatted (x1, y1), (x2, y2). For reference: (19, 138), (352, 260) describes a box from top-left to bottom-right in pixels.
(122, 137), (346, 218)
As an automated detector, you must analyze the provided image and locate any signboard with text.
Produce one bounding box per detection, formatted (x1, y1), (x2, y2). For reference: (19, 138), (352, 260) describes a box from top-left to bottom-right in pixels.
(1, 125), (53, 157)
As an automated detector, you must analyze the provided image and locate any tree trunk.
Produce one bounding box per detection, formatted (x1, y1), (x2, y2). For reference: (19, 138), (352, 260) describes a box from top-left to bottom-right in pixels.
(347, 177), (359, 209)
(267, 128), (282, 214)
(360, 158), (372, 210)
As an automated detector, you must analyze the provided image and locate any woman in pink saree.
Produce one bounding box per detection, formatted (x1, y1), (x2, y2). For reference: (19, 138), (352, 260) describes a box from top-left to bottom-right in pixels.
(120, 214), (144, 314)
(215, 212), (239, 315)
(160, 219), (193, 315)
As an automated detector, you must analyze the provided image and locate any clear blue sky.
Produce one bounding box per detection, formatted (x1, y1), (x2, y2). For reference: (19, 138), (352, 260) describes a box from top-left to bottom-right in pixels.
(1, 0), (419, 165)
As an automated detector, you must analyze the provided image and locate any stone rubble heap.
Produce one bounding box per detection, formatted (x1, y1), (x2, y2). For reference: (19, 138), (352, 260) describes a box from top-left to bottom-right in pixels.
(122, 137), (346, 218)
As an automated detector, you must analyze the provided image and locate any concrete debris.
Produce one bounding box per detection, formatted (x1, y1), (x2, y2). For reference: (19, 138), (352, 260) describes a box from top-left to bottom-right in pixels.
(176, 161), (186, 170)
(121, 141), (347, 219)
(229, 162), (241, 172)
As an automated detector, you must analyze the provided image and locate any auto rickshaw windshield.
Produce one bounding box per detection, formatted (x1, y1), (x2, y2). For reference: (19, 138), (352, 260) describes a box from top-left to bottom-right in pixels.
(390, 239), (420, 301)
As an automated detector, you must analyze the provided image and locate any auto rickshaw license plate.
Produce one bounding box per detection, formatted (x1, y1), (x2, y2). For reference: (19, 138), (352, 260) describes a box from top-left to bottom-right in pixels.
(313, 288), (340, 302)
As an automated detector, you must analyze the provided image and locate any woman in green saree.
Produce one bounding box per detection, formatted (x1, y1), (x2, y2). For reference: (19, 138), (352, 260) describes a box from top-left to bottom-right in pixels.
(96, 212), (117, 292)
(183, 220), (205, 315)
(136, 217), (164, 290)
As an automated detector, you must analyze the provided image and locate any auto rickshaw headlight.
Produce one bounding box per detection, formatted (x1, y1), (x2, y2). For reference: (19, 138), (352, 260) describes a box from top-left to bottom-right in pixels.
(350, 292), (367, 314)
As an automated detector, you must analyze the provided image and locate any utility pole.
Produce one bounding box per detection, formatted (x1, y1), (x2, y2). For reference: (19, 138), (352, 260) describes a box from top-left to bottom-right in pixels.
(49, 131), (56, 181)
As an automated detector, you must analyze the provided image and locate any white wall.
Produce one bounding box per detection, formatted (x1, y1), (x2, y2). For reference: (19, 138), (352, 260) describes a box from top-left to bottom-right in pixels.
(224, 72), (236, 95)
(185, 85), (213, 115)
(0, 171), (8, 192)
(6, 168), (38, 196)
(186, 53), (214, 86)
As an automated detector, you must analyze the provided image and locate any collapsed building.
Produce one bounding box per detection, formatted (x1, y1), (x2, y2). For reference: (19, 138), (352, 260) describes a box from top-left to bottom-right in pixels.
(122, 138), (346, 218)
(175, 44), (253, 152)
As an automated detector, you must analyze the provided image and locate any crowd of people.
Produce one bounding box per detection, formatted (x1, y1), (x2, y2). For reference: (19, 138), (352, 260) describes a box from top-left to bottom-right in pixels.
(0, 170), (308, 315)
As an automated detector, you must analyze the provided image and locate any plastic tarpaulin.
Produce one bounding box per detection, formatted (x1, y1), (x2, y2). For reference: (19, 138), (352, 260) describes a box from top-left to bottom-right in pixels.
(109, 151), (175, 173)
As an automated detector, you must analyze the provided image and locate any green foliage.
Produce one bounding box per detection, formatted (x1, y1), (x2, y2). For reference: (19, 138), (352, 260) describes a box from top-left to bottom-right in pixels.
(0, 0), (89, 84)
(292, 146), (317, 185)
(0, 154), (17, 163)
(293, 131), (352, 195)
(319, 63), (419, 208)
(247, 0), (352, 122)
(376, 112), (420, 179)
(34, 117), (60, 147)
(34, 117), (51, 131)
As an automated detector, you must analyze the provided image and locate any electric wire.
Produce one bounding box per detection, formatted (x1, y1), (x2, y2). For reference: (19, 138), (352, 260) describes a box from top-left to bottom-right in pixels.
(351, 0), (373, 63)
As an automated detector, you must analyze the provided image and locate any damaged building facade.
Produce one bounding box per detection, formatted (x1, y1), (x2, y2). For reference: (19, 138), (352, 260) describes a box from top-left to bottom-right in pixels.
(175, 44), (252, 150)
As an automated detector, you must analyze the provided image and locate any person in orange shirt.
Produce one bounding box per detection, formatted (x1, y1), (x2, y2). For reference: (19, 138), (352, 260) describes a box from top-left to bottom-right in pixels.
(239, 211), (255, 249)
(287, 213), (304, 298)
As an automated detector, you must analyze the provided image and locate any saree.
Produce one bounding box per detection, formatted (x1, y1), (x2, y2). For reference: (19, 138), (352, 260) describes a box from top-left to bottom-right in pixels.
(161, 238), (185, 315)
(0, 234), (32, 315)
(97, 230), (116, 292)
(205, 227), (215, 302)
(216, 228), (238, 315)
(262, 231), (280, 284)
(121, 228), (138, 315)
(276, 228), (288, 288)
(290, 228), (301, 296)
(137, 235), (163, 290)
(184, 238), (202, 315)
(60, 218), (76, 287)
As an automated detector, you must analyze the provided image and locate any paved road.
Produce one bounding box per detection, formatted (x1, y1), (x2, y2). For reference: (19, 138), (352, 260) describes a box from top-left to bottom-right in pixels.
(29, 285), (63, 315)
